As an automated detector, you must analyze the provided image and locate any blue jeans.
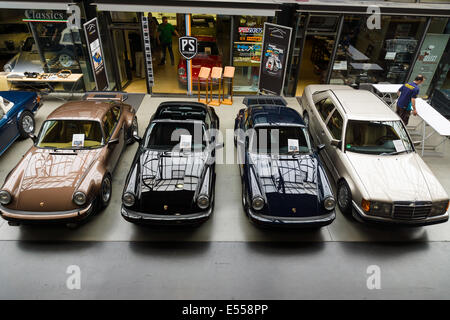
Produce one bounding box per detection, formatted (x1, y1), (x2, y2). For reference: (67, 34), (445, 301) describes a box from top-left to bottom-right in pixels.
(161, 42), (174, 64)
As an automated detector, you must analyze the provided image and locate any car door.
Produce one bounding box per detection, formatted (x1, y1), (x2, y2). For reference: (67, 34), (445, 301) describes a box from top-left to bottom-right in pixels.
(0, 100), (17, 154)
(310, 94), (335, 146)
(324, 108), (345, 180)
(102, 106), (124, 172)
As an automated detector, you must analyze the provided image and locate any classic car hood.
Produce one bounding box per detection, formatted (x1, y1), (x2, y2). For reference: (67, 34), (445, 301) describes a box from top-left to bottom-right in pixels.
(190, 55), (221, 78)
(11, 51), (44, 73)
(249, 153), (321, 217)
(346, 152), (436, 202)
(137, 150), (207, 214)
(13, 148), (101, 211)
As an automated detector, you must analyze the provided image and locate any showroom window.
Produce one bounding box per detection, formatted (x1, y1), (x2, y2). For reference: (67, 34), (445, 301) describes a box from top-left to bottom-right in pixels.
(330, 15), (427, 86)
(232, 15), (268, 94)
(408, 17), (450, 98)
(0, 8), (94, 92)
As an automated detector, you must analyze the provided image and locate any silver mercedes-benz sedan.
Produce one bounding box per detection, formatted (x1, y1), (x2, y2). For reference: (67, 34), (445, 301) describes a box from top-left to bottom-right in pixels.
(300, 84), (449, 226)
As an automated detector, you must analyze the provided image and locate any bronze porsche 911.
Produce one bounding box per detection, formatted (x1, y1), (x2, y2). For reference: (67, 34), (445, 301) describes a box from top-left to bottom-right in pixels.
(0, 93), (138, 227)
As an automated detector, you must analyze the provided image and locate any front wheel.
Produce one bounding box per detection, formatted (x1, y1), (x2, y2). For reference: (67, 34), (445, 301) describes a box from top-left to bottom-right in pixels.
(337, 180), (352, 215)
(99, 175), (112, 209)
(127, 117), (138, 145)
(18, 111), (35, 139)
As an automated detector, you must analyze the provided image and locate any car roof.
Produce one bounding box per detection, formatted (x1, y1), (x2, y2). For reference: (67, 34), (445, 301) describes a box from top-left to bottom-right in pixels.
(154, 101), (208, 122)
(330, 89), (400, 121)
(47, 101), (112, 121)
(249, 105), (305, 126)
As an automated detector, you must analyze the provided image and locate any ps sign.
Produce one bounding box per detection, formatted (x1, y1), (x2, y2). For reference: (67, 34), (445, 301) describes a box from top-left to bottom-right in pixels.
(179, 36), (198, 60)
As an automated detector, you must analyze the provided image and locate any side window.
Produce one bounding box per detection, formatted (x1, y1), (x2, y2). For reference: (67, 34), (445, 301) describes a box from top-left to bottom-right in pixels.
(102, 110), (116, 140)
(316, 98), (335, 122)
(205, 112), (212, 129)
(326, 109), (344, 140)
(0, 106), (4, 118)
(111, 105), (121, 120)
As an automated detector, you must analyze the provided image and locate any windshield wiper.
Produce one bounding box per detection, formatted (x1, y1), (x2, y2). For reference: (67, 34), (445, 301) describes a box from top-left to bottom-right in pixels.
(380, 150), (408, 156)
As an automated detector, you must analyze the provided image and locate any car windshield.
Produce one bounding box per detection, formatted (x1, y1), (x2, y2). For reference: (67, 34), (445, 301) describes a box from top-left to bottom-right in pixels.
(145, 122), (206, 151)
(345, 120), (413, 155)
(36, 120), (104, 149)
(250, 126), (311, 155)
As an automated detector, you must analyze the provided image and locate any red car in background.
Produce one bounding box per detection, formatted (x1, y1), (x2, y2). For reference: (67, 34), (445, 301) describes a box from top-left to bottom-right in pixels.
(178, 36), (222, 86)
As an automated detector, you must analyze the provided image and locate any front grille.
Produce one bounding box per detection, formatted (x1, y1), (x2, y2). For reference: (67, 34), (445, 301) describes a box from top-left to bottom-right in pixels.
(393, 201), (432, 220)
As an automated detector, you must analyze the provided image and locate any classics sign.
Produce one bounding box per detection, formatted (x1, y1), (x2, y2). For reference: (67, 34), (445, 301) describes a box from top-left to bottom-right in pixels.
(179, 36), (198, 60)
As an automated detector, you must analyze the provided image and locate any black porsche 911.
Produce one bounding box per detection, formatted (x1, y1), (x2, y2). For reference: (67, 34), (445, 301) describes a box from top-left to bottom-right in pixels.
(234, 96), (336, 228)
(121, 102), (221, 225)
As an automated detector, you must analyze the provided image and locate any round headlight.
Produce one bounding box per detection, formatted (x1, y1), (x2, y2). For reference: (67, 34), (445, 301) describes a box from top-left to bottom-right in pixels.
(324, 196), (336, 211)
(0, 190), (12, 205)
(252, 196), (265, 211)
(178, 67), (186, 75)
(122, 192), (136, 207)
(3, 64), (12, 72)
(197, 194), (210, 209)
(73, 191), (87, 206)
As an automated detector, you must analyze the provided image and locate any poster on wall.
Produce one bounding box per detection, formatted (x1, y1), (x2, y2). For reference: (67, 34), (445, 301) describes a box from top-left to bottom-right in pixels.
(83, 18), (108, 91)
(409, 33), (450, 96)
(258, 23), (292, 96)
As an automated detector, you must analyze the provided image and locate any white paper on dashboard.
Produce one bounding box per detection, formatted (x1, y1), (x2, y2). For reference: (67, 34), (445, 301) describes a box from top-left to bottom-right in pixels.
(288, 139), (299, 153)
(72, 134), (85, 147)
(393, 139), (406, 152)
(385, 52), (397, 60)
(180, 135), (192, 150)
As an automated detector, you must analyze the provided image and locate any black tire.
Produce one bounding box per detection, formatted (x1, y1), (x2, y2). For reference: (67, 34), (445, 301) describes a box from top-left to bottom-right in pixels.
(18, 111), (35, 139)
(99, 174), (112, 209)
(127, 117), (138, 145)
(337, 180), (352, 215)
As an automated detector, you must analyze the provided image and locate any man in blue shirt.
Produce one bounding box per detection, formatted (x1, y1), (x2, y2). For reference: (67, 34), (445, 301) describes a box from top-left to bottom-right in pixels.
(396, 75), (425, 125)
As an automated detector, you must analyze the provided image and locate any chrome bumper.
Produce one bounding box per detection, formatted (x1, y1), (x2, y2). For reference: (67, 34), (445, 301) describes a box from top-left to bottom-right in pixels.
(352, 201), (449, 226)
(0, 203), (94, 221)
(247, 208), (335, 227)
(121, 205), (212, 225)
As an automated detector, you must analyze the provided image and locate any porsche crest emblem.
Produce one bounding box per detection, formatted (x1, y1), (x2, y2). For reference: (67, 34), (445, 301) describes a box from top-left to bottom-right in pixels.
(164, 205), (168, 211)
(292, 208), (296, 213)
(40, 202), (45, 207)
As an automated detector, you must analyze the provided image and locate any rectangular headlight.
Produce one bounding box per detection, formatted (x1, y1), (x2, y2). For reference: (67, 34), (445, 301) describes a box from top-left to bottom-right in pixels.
(370, 201), (392, 217)
(430, 200), (449, 217)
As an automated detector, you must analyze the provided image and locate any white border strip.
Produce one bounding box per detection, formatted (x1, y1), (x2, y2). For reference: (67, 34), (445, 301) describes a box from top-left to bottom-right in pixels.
(95, 3), (277, 16)
(0, 1), (68, 9)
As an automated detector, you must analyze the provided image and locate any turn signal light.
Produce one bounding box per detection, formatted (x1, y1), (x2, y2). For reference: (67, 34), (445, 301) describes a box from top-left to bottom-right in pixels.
(361, 199), (370, 212)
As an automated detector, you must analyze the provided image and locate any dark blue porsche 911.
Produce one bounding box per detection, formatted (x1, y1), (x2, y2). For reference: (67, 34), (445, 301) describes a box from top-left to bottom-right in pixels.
(234, 96), (336, 228)
(0, 91), (41, 156)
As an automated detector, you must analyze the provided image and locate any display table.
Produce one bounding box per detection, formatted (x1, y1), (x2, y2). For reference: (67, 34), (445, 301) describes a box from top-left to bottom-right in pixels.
(372, 83), (402, 108)
(347, 45), (369, 61)
(415, 98), (450, 156)
(7, 73), (83, 96)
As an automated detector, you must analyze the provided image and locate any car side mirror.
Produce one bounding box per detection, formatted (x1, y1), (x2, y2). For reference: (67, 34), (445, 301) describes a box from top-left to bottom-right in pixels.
(215, 142), (224, 149)
(28, 133), (37, 143)
(317, 144), (325, 152)
(133, 134), (142, 143)
(330, 139), (341, 148)
(108, 138), (120, 146)
(413, 141), (421, 147)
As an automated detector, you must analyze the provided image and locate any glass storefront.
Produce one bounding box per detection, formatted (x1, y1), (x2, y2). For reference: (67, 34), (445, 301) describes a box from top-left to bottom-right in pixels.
(330, 15), (427, 88)
(232, 16), (267, 94)
(409, 17), (450, 98)
(0, 8), (94, 92)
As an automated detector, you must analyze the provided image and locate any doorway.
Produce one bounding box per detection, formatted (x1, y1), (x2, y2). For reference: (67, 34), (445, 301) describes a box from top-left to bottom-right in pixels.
(294, 14), (341, 96)
(110, 23), (147, 93)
